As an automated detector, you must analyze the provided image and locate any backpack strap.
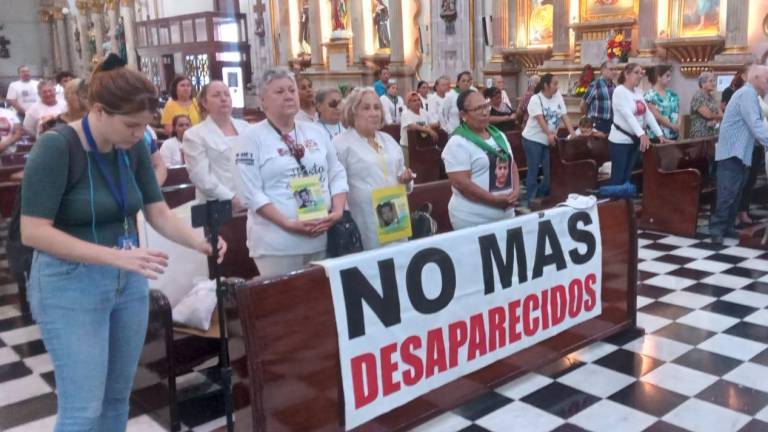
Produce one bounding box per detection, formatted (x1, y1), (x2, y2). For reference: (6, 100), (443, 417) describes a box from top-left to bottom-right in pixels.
(49, 124), (87, 195)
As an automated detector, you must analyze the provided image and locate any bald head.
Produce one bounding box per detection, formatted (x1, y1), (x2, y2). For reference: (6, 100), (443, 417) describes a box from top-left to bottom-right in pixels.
(748, 65), (768, 96)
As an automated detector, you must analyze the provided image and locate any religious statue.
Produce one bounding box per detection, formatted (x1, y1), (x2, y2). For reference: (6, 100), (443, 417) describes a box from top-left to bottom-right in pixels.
(116, 16), (127, 62)
(74, 26), (82, 59)
(331, 0), (348, 32)
(299, 0), (311, 54)
(87, 21), (97, 59)
(373, 0), (390, 50)
(440, 0), (457, 21)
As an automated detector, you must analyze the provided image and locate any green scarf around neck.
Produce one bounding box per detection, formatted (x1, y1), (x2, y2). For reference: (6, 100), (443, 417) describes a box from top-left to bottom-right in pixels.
(454, 123), (511, 161)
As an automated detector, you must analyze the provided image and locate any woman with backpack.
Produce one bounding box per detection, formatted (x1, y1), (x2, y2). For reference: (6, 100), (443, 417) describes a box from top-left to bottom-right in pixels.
(20, 54), (226, 432)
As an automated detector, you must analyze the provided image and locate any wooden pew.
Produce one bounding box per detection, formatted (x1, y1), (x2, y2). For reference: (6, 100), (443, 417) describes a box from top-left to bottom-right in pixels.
(15, 143), (33, 153)
(0, 165), (25, 183)
(380, 124), (401, 144)
(407, 129), (448, 184)
(162, 184), (196, 209)
(505, 131), (526, 178)
(0, 181), (20, 218)
(408, 179), (453, 233)
(1, 153), (27, 166)
(164, 165), (190, 188)
(639, 138), (714, 237)
(231, 198), (638, 431)
(544, 136), (612, 208)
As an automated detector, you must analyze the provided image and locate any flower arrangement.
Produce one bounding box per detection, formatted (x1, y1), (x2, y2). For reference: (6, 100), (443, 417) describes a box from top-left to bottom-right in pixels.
(574, 64), (595, 97)
(606, 33), (631, 63)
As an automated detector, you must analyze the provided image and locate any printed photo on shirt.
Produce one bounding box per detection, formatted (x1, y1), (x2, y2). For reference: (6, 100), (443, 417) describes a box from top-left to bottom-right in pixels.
(488, 155), (512, 192)
(290, 175), (326, 220)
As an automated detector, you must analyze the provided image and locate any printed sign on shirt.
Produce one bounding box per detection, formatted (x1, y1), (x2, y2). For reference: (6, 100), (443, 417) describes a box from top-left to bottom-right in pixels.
(371, 184), (412, 244)
(290, 175), (326, 220)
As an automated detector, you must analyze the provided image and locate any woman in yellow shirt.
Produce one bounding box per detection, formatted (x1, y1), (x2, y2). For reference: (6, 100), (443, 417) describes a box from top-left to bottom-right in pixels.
(161, 75), (201, 135)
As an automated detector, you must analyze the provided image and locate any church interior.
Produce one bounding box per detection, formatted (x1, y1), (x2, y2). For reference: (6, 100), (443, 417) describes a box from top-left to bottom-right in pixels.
(2, 0), (768, 431)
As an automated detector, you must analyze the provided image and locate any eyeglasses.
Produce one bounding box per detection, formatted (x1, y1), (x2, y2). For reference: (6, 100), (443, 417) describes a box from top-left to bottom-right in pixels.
(328, 99), (341, 108)
(465, 102), (492, 113)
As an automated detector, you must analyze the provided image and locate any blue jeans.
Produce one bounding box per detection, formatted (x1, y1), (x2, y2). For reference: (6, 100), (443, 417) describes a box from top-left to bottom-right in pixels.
(609, 141), (640, 185)
(28, 251), (149, 432)
(710, 157), (750, 238)
(522, 137), (550, 201)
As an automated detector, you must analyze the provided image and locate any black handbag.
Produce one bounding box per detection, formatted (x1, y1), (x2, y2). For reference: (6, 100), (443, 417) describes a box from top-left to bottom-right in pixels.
(326, 210), (364, 257)
(410, 202), (438, 239)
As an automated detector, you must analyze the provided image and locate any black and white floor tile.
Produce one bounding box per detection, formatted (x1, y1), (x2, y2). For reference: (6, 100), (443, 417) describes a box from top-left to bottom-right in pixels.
(4, 222), (768, 431)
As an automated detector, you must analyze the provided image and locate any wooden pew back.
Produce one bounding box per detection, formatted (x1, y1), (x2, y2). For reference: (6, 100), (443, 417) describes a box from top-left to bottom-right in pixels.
(162, 184), (196, 209)
(505, 131), (526, 172)
(232, 199), (638, 431)
(380, 124), (401, 144)
(407, 129), (448, 184)
(164, 166), (191, 187)
(407, 179), (453, 233)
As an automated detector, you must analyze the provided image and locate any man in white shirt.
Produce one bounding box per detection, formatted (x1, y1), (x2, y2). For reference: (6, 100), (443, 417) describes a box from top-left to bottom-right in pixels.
(54, 71), (74, 103)
(494, 76), (512, 108)
(0, 108), (22, 154)
(22, 80), (68, 136)
(5, 65), (40, 117)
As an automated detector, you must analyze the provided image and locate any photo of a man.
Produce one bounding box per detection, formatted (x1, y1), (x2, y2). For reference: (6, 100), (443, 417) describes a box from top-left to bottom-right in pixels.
(489, 155), (512, 192)
(376, 201), (399, 228)
(294, 188), (316, 209)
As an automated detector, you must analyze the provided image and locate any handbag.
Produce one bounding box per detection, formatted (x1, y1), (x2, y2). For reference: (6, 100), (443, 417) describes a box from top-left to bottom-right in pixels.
(326, 210), (364, 257)
(613, 123), (642, 147)
(410, 202), (438, 239)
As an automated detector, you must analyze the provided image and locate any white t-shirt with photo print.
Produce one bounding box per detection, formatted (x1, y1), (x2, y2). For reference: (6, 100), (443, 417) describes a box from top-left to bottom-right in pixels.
(234, 120), (349, 257)
(522, 91), (567, 144)
(441, 133), (515, 229)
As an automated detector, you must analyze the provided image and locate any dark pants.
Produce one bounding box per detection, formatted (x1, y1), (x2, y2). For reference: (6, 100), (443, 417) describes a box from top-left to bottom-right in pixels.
(609, 141), (640, 185)
(738, 146), (764, 213)
(593, 117), (612, 135)
(710, 157), (750, 238)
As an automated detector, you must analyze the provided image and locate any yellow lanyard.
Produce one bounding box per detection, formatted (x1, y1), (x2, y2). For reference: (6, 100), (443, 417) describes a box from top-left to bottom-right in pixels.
(370, 137), (388, 180)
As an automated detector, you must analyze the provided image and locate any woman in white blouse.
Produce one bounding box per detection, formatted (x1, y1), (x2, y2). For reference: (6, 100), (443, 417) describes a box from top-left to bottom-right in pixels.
(400, 91), (439, 159)
(441, 71), (473, 134)
(158, 114), (191, 166)
(315, 88), (346, 140)
(334, 87), (415, 250)
(609, 63), (669, 185)
(442, 90), (520, 230)
(380, 81), (405, 125)
(235, 68), (348, 276)
(183, 80), (250, 207)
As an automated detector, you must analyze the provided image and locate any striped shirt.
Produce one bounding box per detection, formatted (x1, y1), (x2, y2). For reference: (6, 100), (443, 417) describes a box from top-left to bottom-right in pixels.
(716, 84), (768, 166)
(583, 78), (615, 120)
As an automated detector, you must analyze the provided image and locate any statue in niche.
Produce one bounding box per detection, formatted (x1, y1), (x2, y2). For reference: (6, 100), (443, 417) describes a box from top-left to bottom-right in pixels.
(373, 0), (390, 49)
(87, 21), (97, 59)
(116, 16), (127, 61)
(440, 0), (457, 35)
(74, 26), (82, 59)
(299, 0), (311, 54)
(331, 0), (348, 31)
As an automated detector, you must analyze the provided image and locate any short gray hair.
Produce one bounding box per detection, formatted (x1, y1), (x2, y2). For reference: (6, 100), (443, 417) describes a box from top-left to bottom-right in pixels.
(37, 80), (55, 93)
(697, 71), (714, 88)
(342, 87), (383, 129)
(528, 74), (541, 89)
(748, 65), (768, 82)
(436, 75), (450, 85)
(259, 67), (296, 95)
(315, 88), (341, 106)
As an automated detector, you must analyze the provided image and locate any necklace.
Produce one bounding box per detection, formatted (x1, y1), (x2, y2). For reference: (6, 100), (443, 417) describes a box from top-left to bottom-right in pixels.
(321, 122), (341, 139)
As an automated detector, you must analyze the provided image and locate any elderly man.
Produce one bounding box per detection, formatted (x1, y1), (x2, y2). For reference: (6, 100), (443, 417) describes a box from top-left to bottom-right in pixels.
(709, 65), (768, 244)
(580, 61), (616, 135)
(22, 80), (67, 136)
(494, 76), (512, 107)
(5, 65), (39, 118)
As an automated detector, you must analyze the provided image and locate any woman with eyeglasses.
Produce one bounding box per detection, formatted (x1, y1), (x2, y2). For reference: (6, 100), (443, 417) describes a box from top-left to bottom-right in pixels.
(521, 73), (575, 203)
(609, 63), (668, 185)
(442, 90), (520, 230)
(442, 71), (473, 134)
(183, 80), (250, 209)
(334, 87), (414, 250)
(235, 68), (348, 276)
(315, 88), (346, 140)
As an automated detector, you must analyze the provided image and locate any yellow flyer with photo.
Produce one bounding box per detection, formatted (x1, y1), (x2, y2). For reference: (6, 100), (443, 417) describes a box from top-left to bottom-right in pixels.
(371, 184), (412, 244)
(290, 176), (327, 221)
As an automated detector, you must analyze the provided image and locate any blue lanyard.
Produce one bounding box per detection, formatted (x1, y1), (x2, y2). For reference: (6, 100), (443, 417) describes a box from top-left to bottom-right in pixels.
(82, 114), (129, 217)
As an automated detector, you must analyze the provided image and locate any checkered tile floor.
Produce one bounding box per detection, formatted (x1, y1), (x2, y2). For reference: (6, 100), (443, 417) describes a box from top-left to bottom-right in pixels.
(4, 224), (768, 431)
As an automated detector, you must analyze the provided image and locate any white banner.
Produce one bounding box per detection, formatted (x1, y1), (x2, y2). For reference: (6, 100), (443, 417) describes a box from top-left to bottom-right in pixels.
(319, 204), (603, 430)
